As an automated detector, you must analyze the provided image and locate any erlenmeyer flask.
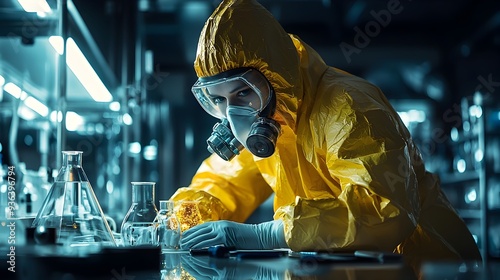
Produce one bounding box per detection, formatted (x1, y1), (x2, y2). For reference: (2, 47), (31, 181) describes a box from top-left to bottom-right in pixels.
(121, 182), (158, 246)
(31, 151), (116, 247)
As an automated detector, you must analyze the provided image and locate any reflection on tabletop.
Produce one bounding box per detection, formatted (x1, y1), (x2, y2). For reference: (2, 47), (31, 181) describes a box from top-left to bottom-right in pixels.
(1, 244), (495, 280)
(165, 249), (416, 280)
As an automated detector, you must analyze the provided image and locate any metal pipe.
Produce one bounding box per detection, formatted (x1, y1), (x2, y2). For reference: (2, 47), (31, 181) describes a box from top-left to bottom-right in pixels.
(120, 0), (132, 217)
(56, 0), (68, 168)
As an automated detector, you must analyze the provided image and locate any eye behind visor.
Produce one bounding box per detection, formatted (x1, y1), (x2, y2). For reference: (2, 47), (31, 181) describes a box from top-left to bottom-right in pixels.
(192, 67), (271, 119)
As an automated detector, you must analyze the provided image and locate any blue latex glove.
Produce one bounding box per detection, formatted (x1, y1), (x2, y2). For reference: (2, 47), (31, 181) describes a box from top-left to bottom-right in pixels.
(180, 220), (288, 250)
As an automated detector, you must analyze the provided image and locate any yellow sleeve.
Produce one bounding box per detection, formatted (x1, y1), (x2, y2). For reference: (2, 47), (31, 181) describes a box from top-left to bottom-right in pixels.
(276, 91), (420, 252)
(171, 149), (274, 223)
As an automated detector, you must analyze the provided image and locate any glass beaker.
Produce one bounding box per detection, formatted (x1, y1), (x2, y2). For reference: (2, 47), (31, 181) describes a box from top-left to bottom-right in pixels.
(153, 200), (181, 250)
(31, 151), (116, 247)
(121, 182), (158, 246)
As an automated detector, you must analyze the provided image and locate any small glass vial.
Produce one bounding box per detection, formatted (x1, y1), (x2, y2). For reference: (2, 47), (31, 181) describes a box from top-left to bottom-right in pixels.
(154, 200), (181, 250)
(121, 182), (158, 246)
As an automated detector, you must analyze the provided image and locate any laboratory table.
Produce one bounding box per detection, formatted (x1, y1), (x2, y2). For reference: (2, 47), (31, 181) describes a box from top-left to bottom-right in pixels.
(1, 244), (497, 280)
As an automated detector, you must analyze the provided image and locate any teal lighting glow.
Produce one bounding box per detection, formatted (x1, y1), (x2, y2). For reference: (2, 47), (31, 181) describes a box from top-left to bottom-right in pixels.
(465, 188), (477, 204)
(122, 113), (133, 125)
(128, 142), (141, 154)
(109, 101), (121, 112)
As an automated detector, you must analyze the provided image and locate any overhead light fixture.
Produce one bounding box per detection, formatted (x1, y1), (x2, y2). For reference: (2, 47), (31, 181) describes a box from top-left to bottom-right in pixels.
(20, 91), (28, 101)
(4, 82), (22, 99)
(24, 96), (49, 117)
(49, 36), (64, 55)
(3, 80), (50, 118)
(18, 106), (37, 121)
(49, 36), (113, 102)
(17, 0), (51, 14)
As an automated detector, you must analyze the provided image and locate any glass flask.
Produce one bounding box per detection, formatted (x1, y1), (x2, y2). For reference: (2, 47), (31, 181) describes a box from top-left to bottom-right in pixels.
(121, 182), (158, 246)
(31, 151), (116, 247)
(154, 200), (181, 250)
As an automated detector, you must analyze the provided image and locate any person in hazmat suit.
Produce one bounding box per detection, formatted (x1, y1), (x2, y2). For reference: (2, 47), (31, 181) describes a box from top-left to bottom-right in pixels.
(170, 0), (482, 276)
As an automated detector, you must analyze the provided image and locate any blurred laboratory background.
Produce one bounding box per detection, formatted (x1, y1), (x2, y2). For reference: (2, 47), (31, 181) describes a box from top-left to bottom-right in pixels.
(0, 0), (499, 261)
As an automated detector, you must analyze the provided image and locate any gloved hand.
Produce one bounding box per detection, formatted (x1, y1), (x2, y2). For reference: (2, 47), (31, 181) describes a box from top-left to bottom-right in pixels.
(180, 220), (288, 250)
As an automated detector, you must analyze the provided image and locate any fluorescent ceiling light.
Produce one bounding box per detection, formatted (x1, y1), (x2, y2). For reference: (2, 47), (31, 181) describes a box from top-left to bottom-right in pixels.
(24, 96), (49, 117)
(0, 75), (5, 87)
(109, 101), (121, 112)
(4, 82), (22, 99)
(18, 106), (37, 121)
(20, 91), (28, 101)
(49, 36), (64, 55)
(17, 0), (51, 13)
(3, 79), (50, 118)
(49, 36), (113, 102)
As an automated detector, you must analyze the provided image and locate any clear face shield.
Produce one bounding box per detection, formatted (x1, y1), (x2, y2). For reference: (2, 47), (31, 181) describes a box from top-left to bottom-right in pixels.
(192, 68), (271, 119)
(192, 68), (280, 161)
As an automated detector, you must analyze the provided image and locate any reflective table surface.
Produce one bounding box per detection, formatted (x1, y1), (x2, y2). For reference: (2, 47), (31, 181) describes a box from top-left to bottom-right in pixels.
(0, 245), (497, 280)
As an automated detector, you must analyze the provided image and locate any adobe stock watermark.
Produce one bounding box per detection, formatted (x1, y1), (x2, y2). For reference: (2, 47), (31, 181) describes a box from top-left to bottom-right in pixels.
(5, 166), (17, 273)
(475, 73), (500, 96)
(339, 0), (408, 63)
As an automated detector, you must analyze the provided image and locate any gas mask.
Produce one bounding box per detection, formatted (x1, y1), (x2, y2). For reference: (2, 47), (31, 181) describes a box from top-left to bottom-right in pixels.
(192, 68), (281, 161)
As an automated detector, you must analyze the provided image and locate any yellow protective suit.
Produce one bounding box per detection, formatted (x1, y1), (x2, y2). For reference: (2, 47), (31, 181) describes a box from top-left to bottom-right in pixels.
(171, 0), (481, 274)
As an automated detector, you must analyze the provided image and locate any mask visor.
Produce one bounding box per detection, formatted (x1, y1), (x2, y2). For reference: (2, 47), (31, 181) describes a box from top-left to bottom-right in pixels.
(192, 68), (271, 119)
